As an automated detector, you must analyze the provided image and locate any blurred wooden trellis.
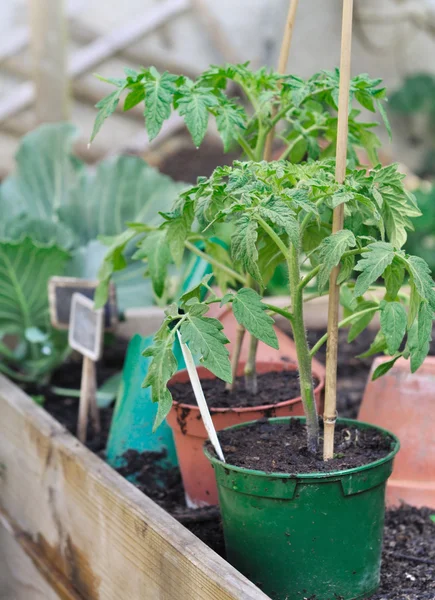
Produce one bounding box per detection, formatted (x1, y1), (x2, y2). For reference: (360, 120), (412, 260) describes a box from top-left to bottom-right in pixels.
(0, 0), (240, 177)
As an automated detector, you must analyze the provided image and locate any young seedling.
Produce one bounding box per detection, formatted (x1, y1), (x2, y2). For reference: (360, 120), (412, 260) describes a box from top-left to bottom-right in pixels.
(92, 61), (390, 397)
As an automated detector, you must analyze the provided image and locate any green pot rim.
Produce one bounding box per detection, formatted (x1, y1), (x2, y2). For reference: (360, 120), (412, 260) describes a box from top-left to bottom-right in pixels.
(204, 416), (400, 481)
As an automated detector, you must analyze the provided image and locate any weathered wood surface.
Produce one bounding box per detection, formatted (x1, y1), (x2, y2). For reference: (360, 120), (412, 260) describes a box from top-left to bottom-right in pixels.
(0, 375), (269, 600)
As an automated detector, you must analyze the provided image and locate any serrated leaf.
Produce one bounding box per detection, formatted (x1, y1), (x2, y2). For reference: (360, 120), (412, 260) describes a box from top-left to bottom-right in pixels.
(380, 301), (407, 354)
(95, 228), (138, 308)
(215, 100), (246, 152)
(164, 206), (193, 267)
(180, 274), (213, 306)
(348, 301), (378, 342)
(407, 255), (435, 310)
(91, 87), (126, 142)
(340, 284), (358, 313)
(337, 254), (355, 285)
(357, 330), (387, 358)
(133, 230), (171, 297)
(177, 86), (218, 147)
(317, 230), (356, 291)
(384, 258), (405, 300)
(231, 215), (262, 285)
(354, 242), (395, 297)
(408, 302), (433, 372)
(258, 197), (299, 247)
(144, 70), (178, 141)
(142, 328), (177, 431)
(372, 354), (402, 380)
(124, 85), (145, 111)
(180, 315), (231, 382)
(376, 99), (392, 140)
(232, 288), (278, 349)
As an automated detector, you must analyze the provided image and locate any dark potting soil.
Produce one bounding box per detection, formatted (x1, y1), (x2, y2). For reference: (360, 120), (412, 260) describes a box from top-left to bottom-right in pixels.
(169, 370), (319, 409)
(208, 418), (394, 474)
(371, 505), (435, 600)
(25, 337), (128, 453)
(114, 448), (226, 556)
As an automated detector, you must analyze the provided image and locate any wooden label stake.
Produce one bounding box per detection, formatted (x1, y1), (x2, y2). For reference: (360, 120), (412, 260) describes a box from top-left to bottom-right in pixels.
(323, 0), (354, 461)
(68, 293), (104, 443)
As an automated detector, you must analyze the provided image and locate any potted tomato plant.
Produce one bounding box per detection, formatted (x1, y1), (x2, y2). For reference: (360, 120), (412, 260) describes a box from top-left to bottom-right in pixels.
(92, 62), (389, 506)
(135, 151), (433, 599)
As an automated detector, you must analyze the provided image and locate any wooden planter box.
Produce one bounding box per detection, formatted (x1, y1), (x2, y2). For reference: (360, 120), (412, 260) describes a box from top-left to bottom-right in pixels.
(0, 375), (268, 600)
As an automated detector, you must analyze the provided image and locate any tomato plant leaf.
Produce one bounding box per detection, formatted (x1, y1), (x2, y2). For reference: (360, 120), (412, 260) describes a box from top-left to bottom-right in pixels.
(406, 255), (435, 310)
(408, 302), (434, 372)
(372, 354), (402, 381)
(133, 230), (171, 297)
(354, 242), (395, 297)
(144, 69), (178, 141)
(232, 288), (278, 349)
(317, 230), (356, 291)
(380, 300), (407, 354)
(142, 325), (177, 431)
(180, 314), (231, 382)
(177, 86), (218, 147)
(231, 215), (262, 285)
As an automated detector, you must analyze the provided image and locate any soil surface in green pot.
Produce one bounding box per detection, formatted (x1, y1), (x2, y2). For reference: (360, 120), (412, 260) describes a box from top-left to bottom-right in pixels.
(205, 417), (399, 600)
(212, 417), (392, 473)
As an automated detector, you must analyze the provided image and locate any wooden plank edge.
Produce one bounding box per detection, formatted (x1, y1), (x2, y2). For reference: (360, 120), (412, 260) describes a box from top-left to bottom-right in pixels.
(0, 375), (269, 600)
(0, 506), (83, 600)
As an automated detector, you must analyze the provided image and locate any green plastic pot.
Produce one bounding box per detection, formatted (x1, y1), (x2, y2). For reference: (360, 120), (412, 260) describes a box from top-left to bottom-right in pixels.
(204, 417), (400, 600)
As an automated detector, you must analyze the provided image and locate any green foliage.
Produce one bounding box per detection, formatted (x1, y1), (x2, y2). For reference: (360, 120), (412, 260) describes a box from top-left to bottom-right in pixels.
(0, 123), (185, 382)
(142, 300), (231, 429)
(125, 154), (434, 428)
(354, 242), (395, 297)
(0, 123), (184, 314)
(92, 63), (389, 163)
(90, 62), (435, 432)
(380, 301), (407, 354)
(372, 355), (402, 381)
(317, 230), (356, 291)
(230, 288), (278, 349)
(405, 186), (435, 275)
(0, 237), (70, 382)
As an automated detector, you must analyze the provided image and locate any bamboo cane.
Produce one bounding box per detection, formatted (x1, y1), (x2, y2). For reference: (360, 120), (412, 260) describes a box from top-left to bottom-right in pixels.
(263, 0), (300, 162)
(323, 0), (354, 461)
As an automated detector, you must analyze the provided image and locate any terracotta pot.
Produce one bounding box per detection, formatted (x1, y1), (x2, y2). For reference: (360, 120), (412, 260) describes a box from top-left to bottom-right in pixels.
(207, 303), (326, 379)
(358, 356), (435, 509)
(166, 360), (325, 508)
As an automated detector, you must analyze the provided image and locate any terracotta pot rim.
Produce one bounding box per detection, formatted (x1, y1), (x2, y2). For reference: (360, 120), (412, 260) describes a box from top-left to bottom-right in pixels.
(170, 360), (325, 414)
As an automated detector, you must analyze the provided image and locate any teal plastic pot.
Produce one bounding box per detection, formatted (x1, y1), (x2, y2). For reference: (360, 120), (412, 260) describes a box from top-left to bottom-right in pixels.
(204, 417), (400, 600)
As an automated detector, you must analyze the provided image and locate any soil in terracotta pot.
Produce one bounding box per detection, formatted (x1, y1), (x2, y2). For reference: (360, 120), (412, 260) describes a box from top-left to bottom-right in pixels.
(169, 370), (319, 409)
(207, 418), (393, 473)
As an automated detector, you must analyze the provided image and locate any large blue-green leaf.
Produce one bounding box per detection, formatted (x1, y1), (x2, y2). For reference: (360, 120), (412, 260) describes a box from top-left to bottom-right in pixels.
(0, 123), (85, 221)
(0, 237), (70, 380)
(0, 237), (69, 335)
(59, 155), (186, 245)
